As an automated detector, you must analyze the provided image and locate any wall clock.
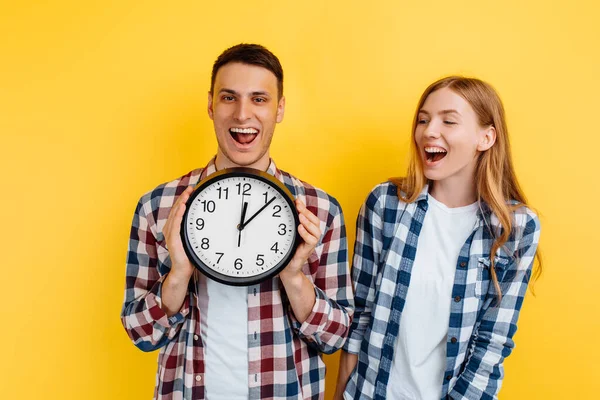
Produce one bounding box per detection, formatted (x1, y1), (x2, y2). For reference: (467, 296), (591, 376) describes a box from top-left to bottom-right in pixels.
(181, 167), (300, 286)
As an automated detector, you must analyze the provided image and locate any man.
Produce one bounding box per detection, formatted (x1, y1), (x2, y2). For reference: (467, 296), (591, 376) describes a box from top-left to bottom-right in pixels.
(121, 43), (353, 400)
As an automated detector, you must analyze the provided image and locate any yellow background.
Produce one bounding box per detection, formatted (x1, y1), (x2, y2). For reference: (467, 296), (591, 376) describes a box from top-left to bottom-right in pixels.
(1, 1), (598, 398)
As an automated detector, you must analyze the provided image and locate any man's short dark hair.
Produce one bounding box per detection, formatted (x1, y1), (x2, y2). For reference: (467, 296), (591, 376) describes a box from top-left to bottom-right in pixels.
(211, 43), (284, 99)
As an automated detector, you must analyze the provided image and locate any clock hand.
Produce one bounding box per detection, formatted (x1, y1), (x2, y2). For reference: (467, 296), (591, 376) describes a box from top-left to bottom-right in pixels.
(238, 201), (248, 247)
(240, 197), (275, 230)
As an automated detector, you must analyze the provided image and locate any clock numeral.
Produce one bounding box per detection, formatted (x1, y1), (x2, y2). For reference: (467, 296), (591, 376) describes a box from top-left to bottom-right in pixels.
(200, 200), (216, 213)
(272, 205), (282, 217)
(216, 252), (224, 263)
(234, 258), (243, 270)
(217, 187), (229, 200)
(256, 254), (265, 266)
(270, 242), (279, 253)
(201, 238), (210, 249)
(237, 183), (252, 196)
(263, 192), (269, 204)
(278, 224), (286, 236)
(195, 218), (205, 230)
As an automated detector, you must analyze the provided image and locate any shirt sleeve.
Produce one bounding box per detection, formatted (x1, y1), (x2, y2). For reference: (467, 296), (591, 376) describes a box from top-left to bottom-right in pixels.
(448, 210), (541, 399)
(120, 198), (190, 352)
(289, 200), (354, 354)
(342, 187), (384, 355)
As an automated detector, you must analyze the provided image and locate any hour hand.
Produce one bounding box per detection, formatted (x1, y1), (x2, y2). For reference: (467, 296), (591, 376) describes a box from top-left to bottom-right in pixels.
(238, 201), (248, 247)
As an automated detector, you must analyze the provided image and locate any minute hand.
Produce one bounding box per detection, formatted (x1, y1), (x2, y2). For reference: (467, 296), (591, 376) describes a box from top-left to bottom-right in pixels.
(240, 197), (276, 229)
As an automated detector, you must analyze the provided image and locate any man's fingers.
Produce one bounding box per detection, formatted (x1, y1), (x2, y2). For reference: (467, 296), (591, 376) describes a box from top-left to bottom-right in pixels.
(299, 213), (320, 243)
(168, 186), (193, 221)
(165, 187), (193, 238)
(299, 214), (321, 240)
(302, 207), (321, 226)
(295, 199), (320, 225)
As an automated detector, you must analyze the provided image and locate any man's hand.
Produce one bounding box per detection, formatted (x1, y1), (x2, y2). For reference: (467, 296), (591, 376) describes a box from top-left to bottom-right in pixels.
(278, 199), (321, 322)
(162, 186), (195, 283)
(282, 198), (321, 277)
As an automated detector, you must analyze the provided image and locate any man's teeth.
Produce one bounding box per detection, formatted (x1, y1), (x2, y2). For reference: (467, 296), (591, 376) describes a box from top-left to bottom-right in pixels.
(424, 147), (447, 153)
(230, 128), (258, 134)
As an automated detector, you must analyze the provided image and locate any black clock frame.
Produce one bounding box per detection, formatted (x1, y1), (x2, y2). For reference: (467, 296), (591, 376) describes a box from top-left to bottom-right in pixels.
(181, 167), (301, 286)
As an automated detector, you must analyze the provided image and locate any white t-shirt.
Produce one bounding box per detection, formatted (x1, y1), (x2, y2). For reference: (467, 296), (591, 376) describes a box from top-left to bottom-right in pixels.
(386, 195), (478, 400)
(197, 273), (249, 400)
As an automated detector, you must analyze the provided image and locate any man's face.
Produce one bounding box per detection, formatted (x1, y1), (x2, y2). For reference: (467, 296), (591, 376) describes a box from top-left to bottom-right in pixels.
(209, 62), (285, 170)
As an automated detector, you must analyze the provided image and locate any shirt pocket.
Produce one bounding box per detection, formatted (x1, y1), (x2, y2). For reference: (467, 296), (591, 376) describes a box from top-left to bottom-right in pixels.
(475, 255), (511, 297)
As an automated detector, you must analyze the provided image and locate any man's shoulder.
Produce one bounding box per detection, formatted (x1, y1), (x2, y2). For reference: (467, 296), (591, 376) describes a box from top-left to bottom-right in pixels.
(138, 167), (204, 212)
(278, 169), (342, 214)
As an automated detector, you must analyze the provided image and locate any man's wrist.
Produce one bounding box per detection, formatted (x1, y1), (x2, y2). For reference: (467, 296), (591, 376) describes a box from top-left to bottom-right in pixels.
(279, 268), (306, 289)
(166, 268), (193, 286)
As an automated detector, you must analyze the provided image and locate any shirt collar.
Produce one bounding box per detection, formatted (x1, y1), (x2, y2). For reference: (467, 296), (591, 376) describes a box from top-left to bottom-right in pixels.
(416, 183), (430, 203)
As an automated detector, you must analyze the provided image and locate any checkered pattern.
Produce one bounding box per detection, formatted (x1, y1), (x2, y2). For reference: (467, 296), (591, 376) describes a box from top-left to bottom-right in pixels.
(343, 182), (541, 400)
(121, 158), (353, 400)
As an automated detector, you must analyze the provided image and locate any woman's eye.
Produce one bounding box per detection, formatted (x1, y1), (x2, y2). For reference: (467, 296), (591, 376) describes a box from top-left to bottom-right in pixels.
(417, 119), (428, 124)
(444, 120), (457, 125)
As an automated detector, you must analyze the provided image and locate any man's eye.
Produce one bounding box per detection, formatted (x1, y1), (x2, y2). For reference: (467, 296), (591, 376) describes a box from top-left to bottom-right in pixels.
(254, 97), (266, 103)
(222, 96), (234, 101)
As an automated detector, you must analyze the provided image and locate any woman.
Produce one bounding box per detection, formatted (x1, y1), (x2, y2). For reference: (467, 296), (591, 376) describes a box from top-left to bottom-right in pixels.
(335, 76), (542, 400)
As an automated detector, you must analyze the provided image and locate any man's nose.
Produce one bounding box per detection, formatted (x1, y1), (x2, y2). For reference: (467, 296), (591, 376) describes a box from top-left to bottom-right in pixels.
(233, 99), (251, 122)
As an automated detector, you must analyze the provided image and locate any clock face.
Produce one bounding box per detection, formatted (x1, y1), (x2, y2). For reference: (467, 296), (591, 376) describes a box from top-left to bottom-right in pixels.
(181, 168), (300, 286)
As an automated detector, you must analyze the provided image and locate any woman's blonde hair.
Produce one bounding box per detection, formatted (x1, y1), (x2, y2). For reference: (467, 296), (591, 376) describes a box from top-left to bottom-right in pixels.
(391, 76), (541, 299)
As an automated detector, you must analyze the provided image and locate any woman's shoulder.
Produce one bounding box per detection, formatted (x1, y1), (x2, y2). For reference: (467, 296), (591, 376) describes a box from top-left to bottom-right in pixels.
(509, 201), (540, 231)
(361, 180), (412, 215)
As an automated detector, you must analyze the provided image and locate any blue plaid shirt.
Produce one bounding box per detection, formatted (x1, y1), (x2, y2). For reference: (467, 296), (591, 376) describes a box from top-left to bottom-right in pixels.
(343, 182), (541, 400)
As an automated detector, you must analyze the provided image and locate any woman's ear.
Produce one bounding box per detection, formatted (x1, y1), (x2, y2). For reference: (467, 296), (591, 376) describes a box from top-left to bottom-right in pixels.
(477, 125), (497, 151)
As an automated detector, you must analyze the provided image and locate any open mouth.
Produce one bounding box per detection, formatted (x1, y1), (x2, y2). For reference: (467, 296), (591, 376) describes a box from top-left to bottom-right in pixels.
(230, 127), (259, 145)
(424, 146), (447, 163)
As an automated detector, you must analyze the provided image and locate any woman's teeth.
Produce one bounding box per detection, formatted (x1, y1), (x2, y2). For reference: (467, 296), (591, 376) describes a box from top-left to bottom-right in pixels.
(424, 147), (447, 162)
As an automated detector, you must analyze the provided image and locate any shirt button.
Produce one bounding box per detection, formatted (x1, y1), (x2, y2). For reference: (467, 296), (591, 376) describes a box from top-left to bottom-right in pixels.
(194, 335), (199, 341)
(454, 295), (461, 302)
(450, 337), (457, 344)
(459, 261), (467, 267)
(195, 375), (202, 382)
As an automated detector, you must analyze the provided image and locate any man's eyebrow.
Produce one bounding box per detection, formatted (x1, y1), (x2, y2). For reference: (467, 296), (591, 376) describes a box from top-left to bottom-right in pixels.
(218, 88), (239, 95)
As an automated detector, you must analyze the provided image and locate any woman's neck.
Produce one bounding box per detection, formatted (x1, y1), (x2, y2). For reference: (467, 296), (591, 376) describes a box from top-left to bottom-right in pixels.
(429, 177), (477, 208)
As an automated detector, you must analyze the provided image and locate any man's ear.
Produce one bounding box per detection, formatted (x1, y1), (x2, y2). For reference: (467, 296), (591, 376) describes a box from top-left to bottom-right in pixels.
(477, 125), (496, 151)
(207, 91), (214, 120)
(276, 96), (285, 123)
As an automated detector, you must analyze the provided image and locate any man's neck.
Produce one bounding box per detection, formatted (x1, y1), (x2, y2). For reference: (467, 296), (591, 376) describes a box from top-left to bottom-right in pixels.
(214, 153), (270, 171)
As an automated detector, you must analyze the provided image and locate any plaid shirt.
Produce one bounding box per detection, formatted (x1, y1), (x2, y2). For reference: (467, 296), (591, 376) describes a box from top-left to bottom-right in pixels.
(121, 158), (353, 400)
(343, 182), (541, 400)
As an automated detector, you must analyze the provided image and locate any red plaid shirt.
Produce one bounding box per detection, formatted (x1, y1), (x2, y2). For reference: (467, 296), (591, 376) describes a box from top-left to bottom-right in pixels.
(121, 158), (353, 399)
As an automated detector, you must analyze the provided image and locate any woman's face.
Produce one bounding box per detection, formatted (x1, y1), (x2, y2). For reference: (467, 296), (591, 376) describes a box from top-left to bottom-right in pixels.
(414, 87), (495, 187)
